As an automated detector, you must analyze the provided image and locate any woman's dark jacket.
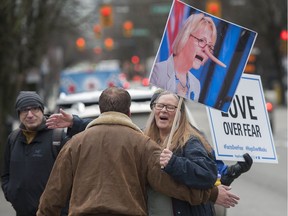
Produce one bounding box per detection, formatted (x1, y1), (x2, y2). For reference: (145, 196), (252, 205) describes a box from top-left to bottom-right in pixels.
(164, 136), (218, 216)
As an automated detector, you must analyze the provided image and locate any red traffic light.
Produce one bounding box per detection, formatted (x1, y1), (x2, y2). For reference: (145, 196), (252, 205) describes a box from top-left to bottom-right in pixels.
(93, 24), (102, 38)
(76, 37), (85, 49)
(123, 21), (133, 31)
(208, 3), (219, 13)
(131, 55), (140, 64)
(280, 30), (288, 41)
(123, 21), (134, 37)
(101, 6), (112, 17)
(206, 0), (221, 17)
(93, 24), (101, 33)
(100, 5), (113, 27)
(104, 37), (114, 50)
(93, 46), (102, 55)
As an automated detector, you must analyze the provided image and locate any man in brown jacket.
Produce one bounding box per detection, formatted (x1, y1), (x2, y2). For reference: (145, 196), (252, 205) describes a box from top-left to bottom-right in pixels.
(37, 87), (239, 216)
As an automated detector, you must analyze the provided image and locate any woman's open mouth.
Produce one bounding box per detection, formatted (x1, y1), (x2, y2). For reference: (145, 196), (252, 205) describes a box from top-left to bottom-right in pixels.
(195, 55), (203, 62)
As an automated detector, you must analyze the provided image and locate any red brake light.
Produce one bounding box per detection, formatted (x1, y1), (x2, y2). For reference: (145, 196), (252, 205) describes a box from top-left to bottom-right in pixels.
(123, 82), (130, 89)
(132, 75), (142, 82)
(108, 82), (115, 87)
(142, 78), (150, 86)
(266, 102), (273, 112)
(68, 85), (76, 94)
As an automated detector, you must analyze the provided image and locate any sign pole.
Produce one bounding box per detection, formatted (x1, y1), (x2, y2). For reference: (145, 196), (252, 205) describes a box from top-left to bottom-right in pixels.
(166, 97), (184, 149)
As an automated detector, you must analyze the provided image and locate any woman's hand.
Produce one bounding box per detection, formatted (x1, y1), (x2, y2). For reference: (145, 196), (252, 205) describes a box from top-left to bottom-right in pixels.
(160, 148), (173, 168)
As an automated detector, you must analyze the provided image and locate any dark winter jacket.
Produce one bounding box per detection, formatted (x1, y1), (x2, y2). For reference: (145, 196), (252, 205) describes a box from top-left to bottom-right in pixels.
(164, 136), (218, 216)
(1, 119), (67, 216)
(66, 115), (91, 137)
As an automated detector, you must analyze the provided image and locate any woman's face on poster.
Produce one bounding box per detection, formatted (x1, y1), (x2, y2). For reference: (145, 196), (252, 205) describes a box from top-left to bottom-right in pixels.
(183, 23), (214, 70)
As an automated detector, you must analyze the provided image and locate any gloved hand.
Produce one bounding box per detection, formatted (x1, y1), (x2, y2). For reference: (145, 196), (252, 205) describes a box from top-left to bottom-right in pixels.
(221, 153), (253, 186)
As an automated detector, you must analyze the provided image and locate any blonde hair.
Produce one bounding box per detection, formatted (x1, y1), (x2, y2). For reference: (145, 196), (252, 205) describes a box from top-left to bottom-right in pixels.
(172, 13), (217, 56)
(144, 91), (213, 154)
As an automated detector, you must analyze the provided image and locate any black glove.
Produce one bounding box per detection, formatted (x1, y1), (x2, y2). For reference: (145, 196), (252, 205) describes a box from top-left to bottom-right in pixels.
(221, 153), (253, 186)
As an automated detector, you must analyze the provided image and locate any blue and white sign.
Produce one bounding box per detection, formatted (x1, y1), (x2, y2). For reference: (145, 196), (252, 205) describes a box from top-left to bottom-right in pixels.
(207, 74), (277, 163)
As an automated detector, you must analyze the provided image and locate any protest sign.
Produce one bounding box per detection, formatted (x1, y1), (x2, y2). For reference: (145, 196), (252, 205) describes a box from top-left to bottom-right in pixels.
(207, 74), (277, 163)
(149, 0), (257, 112)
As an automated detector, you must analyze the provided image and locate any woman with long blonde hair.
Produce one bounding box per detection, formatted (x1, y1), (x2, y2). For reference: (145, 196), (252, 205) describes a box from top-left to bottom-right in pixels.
(144, 90), (218, 216)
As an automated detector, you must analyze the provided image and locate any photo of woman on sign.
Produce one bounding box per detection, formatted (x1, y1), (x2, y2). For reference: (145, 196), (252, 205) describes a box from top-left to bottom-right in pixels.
(150, 13), (226, 101)
(149, 0), (257, 112)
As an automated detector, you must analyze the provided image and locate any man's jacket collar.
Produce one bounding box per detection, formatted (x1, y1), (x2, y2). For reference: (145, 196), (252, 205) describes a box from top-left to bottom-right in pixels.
(86, 111), (143, 134)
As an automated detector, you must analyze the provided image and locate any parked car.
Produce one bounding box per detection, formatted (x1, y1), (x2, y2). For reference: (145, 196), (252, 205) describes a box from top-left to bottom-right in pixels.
(59, 60), (130, 95)
(56, 87), (156, 129)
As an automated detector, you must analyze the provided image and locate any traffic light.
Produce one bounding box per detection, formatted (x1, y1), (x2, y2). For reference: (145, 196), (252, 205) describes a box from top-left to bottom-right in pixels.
(244, 54), (256, 74)
(131, 55), (140, 64)
(123, 21), (134, 37)
(76, 37), (86, 50)
(93, 46), (102, 55)
(93, 24), (102, 38)
(280, 29), (287, 55)
(100, 5), (113, 27)
(206, 0), (221, 17)
(104, 37), (114, 50)
(280, 29), (288, 41)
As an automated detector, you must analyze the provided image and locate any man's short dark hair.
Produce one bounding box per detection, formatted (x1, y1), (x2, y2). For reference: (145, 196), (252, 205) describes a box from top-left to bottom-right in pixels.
(99, 87), (131, 115)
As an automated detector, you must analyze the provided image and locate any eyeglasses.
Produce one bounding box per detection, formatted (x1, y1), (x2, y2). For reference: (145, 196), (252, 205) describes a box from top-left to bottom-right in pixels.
(190, 35), (214, 53)
(20, 107), (41, 116)
(153, 103), (177, 112)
